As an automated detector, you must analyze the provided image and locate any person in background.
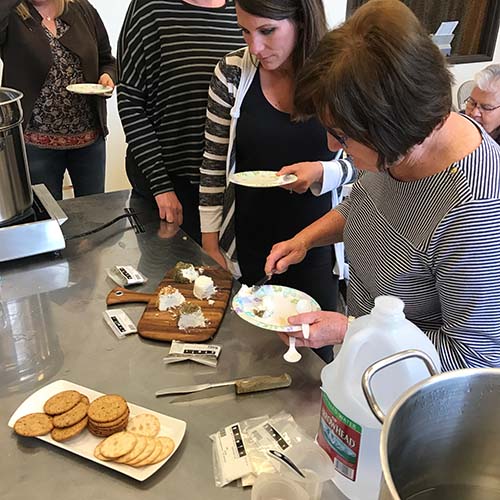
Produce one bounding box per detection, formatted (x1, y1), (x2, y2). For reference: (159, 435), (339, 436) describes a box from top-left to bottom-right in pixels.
(200, 0), (355, 323)
(117, 0), (244, 243)
(265, 0), (500, 371)
(0, 0), (116, 200)
(464, 64), (500, 144)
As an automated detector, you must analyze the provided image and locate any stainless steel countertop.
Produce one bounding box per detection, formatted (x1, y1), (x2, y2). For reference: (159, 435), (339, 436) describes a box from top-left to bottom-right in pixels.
(0, 190), (345, 500)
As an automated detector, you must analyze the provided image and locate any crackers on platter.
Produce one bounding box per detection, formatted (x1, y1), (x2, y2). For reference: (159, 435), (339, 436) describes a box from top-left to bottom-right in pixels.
(13, 391), (174, 468)
(93, 424), (174, 468)
(15, 390), (91, 441)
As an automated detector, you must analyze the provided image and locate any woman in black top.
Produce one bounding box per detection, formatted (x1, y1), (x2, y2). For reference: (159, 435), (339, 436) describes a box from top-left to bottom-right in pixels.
(200, 0), (355, 314)
(0, 0), (116, 199)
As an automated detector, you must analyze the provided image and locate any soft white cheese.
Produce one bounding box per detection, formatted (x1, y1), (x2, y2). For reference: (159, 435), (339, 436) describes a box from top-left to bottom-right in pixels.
(181, 266), (199, 283)
(178, 308), (206, 330)
(238, 284), (253, 297)
(158, 286), (185, 311)
(193, 275), (216, 300)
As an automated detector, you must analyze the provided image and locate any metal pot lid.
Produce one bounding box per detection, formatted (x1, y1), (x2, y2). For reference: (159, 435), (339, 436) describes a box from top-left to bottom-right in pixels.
(0, 87), (24, 130)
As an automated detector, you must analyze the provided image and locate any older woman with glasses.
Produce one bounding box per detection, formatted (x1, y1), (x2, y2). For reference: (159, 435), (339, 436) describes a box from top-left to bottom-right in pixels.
(265, 0), (500, 371)
(1, 0), (116, 200)
(464, 64), (500, 144)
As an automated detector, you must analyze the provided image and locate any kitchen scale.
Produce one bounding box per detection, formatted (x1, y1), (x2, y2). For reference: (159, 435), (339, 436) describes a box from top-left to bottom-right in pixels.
(0, 184), (67, 263)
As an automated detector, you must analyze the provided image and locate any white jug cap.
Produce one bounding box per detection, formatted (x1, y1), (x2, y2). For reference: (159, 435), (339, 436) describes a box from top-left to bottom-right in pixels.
(373, 295), (405, 318)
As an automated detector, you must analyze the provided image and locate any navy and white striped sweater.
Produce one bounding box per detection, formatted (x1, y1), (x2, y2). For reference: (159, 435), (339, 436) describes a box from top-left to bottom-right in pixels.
(336, 120), (500, 371)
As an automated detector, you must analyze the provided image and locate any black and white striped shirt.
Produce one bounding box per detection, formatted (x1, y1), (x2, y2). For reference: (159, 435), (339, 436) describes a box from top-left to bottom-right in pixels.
(336, 120), (500, 371)
(117, 0), (244, 196)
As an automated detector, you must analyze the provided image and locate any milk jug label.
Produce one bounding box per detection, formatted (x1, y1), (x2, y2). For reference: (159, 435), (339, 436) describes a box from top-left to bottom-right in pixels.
(318, 390), (361, 481)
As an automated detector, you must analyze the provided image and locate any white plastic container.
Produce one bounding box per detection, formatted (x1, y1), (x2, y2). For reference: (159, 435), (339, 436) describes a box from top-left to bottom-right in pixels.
(317, 296), (441, 500)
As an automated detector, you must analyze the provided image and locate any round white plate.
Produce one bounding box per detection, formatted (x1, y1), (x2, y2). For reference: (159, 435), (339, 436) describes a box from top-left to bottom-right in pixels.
(232, 284), (320, 332)
(229, 171), (297, 188)
(66, 83), (113, 95)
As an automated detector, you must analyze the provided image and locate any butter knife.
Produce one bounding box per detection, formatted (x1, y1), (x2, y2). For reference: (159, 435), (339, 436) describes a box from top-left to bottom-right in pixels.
(155, 373), (292, 397)
(252, 273), (272, 290)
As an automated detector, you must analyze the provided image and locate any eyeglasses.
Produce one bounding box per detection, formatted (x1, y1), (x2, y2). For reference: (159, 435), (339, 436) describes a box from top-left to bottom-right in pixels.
(464, 96), (500, 113)
(326, 127), (349, 149)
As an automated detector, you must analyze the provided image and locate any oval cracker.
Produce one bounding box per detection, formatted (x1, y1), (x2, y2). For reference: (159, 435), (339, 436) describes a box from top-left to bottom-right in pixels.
(14, 413), (53, 437)
(100, 431), (137, 459)
(150, 436), (175, 465)
(44, 390), (81, 416)
(130, 438), (163, 467)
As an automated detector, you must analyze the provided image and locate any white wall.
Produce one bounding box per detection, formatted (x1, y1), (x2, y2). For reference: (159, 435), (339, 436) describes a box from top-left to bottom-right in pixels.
(91, 0), (131, 192)
(325, 0), (347, 28)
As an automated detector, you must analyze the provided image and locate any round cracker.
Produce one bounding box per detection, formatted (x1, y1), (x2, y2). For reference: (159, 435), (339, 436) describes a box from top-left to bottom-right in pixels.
(53, 401), (88, 428)
(14, 413), (53, 437)
(130, 438), (163, 467)
(88, 409), (129, 429)
(80, 394), (90, 406)
(94, 441), (113, 461)
(88, 395), (128, 423)
(115, 435), (148, 464)
(51, 416), (88, 442)
(126, 413), (160, 437)
(126, 436), (156, 465)
(88, 420), (128, 438)
(100, 431), (137, 459)
(150, 436), (175, 464)
(44, 390), (81, 416)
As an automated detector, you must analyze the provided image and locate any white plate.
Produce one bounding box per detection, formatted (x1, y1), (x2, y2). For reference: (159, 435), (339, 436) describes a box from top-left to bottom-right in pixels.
(66, 83), (113, 95)
(7, 379), (187, 481)
(229, 171), (297, 188)
(232, 285), (321, 332)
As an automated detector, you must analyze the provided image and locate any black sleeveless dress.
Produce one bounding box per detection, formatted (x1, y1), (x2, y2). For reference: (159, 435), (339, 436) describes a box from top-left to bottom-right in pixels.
(235, 70), (338, 312)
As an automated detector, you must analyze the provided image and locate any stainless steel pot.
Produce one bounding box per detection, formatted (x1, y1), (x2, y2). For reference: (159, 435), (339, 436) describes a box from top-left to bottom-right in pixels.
(363, 350), (500, 500)
(0, 87), (33, 225)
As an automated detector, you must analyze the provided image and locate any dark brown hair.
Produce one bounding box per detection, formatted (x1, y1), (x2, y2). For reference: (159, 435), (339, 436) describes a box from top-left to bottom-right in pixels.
(236, 0), (327, 74)
(294, 0), (454, 167)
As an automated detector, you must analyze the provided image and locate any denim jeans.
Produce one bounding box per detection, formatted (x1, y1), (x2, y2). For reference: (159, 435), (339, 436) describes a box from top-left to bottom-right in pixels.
(25, 137), (106, 200)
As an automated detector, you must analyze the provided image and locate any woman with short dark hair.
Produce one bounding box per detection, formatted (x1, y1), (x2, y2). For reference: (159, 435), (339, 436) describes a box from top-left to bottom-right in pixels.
(265, 0), (500, 371)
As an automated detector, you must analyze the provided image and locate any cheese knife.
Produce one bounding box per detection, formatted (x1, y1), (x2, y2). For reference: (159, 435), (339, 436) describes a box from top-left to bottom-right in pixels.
(155, 373), (292, 398)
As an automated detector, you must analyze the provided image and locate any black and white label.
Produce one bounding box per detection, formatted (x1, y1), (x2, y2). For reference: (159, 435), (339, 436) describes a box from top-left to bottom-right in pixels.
(103, 309), (137, 339)
(212, 423), (253, 484)
(248, 421), (291, 451)
(169, 340), (221, 357)
(107, 265), (147, 286)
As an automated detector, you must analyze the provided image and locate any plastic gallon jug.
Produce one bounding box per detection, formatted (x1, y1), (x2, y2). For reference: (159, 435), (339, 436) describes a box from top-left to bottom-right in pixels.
(317, 296), (441, 500)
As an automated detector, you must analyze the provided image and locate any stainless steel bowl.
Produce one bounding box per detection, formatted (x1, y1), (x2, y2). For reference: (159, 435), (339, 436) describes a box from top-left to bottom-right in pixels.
(0, 87), (33, 225)
(364, 351), (500, 500)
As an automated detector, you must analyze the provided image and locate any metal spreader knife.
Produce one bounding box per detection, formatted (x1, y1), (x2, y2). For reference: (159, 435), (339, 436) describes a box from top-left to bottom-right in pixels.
(155, 373), (292, 398)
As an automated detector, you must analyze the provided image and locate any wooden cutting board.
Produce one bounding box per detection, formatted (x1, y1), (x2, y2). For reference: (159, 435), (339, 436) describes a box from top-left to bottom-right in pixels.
(106, 266), (233, 342)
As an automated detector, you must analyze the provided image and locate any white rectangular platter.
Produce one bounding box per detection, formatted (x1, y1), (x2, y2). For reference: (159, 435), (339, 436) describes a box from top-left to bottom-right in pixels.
(8, 379), (187, 481)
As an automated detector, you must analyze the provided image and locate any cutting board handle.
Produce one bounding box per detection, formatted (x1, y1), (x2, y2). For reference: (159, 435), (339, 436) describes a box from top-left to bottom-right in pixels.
(106, 287), (156, 306)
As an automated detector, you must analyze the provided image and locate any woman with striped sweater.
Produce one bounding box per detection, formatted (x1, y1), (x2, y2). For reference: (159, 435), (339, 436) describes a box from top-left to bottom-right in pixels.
(265, 0), (500, 371)
(117, 0), (244, 242)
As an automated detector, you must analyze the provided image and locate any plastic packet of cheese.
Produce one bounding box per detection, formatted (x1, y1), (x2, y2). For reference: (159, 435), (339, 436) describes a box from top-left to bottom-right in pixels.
(210, 416), (268, 487)
(163, 340), (221, 367)
(107, 265), (147, 287)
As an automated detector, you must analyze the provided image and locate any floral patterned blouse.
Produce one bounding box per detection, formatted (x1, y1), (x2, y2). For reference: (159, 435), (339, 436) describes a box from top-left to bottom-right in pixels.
(25, 19), (99, 149)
